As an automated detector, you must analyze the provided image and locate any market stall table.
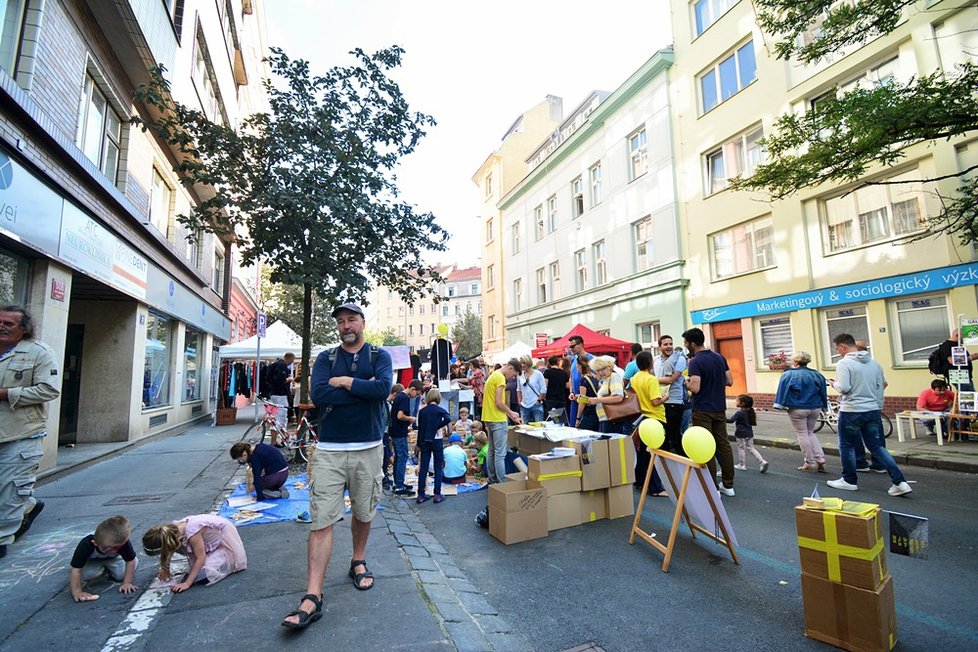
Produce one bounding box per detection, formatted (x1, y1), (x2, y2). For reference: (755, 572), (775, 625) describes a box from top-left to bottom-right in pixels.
(895, 411), (946, 446)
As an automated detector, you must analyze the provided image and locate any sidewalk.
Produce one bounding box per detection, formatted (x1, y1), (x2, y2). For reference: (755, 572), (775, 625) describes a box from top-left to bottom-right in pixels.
(750, 408), (978, 474)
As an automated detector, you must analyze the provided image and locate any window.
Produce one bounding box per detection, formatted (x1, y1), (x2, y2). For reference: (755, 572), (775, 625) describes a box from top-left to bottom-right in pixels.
(550, 261), (560, 300)
(575, 249), (588, 291)
(547, 195), (558, 232)
(512, 221), (521, 254)
(633, 216), (654, 272)
(186, 231), (200, 269)
(442, 305), (449, 316)
(487, 264), (495, 289)
(166, 0), (186, 42)
(593, 240), (607, 286)
(536, 267), (547, 304)
(387, 307), (392, 317)
(891, 294), (949, 363)
(935, 17), (978, 74)
(628, 128), (649, 180)
(485, 217), (494, 242)
(0, 0), (27, 75)
(470, 282), (479, 294)
(534, 205), (545, 240)
(183, 328), (200, 401)
(572, 176), (584, 218)
(143, 311), (171, 408)
(212, 249), (225, 294)
(448, 285), (456, 297)
(454, 303), (461, 315)
(637, 321), (661, 353)
(149, 168), (173, 237)
(398, 305), (404, 316)
(757, 316), (792, 365)
(709, 215), (775, 279)
(419, 304), (425, 315)
(431, 303), (436, 313)
(822, 170), (924, 252)
(398, 325), (404, 337)
(693, 0), (738, 36)
(822, 305), (869, 364)
(408, 305), (414, 316)
(485, 173), (493, 198)
(409, 325), (414, 336)
(78, 74), (123, 185)
(589, 162), (603, 206)
(193, 30), (226, 125)
(420, 324), (425, 335)
(0, 248), (29, 304)
(700, 40), (756, 113)
(513, 278), (523, 311)
(488, 316), (496, 340)
(704, 126), (764, 195)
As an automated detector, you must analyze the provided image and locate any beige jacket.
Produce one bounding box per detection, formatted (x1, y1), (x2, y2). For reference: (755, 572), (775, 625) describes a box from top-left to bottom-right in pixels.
(0, 338), (60, 443)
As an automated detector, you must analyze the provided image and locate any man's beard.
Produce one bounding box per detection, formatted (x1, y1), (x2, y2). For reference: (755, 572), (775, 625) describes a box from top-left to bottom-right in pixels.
(341, 331), (359, 344)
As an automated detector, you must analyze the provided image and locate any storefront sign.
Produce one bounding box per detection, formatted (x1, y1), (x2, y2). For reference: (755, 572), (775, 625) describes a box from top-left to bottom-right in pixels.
(535, 332), (548, 348)
(59, 203), (148, 300)
(0, 150), (64, 254)
(690, 262), (978, 324)
(50, 279), (65, 301)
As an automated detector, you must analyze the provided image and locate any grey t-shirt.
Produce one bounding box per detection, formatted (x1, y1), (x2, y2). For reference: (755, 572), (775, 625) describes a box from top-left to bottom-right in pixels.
(653, 351), (688, 405)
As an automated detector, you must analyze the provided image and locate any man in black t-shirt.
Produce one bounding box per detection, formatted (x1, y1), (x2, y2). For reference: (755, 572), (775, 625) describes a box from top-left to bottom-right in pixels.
(267, 353), (295, 446)
(542, 355), (569, 420)
(938, 329), (977, 391)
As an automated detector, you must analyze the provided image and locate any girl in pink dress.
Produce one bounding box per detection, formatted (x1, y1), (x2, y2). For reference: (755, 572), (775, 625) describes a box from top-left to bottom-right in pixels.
(142, 514), (247, 592)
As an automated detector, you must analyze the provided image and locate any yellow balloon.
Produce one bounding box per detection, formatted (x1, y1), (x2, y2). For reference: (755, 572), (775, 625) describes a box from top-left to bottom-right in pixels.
(682, 426), (716, 464)
(437, 323), (449, 337)
(639, 418), (665, 450)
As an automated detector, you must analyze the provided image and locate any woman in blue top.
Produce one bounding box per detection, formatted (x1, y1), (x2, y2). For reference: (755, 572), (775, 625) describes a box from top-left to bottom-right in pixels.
(416, 388), (452, 504)
(773, 351), (829, 472)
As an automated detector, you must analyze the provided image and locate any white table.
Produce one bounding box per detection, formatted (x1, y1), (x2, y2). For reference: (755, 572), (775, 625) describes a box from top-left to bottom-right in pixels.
(895, 411), (946, 446)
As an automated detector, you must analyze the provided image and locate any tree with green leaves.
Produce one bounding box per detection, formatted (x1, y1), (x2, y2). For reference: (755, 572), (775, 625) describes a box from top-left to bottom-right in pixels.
(451, 307), (483, 361)
(365, 328), (406, 347)
(733, 1), (978, 243)
(258, 267), (336, 346)
(134, 46), (448, 401)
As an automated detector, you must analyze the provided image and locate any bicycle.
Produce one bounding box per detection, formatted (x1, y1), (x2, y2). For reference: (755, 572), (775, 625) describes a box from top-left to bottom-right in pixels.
(240, 399), (319, 462)
(814, 400), (893, 438)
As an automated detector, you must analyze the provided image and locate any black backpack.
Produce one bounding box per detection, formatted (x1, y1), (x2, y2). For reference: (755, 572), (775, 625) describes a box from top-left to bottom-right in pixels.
(927, 346), (947, 376)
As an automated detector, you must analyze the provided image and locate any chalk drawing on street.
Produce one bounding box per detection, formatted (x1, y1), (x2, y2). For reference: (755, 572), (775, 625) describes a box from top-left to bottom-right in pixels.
(0, 525), (88, 591)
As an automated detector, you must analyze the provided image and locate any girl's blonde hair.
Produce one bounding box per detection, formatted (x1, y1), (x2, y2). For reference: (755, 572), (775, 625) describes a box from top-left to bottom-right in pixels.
(473, 432), (488, 447)
(143, 523), (182, 578)
(588, 355), (616, 373)
(426, 388), (441, 404)
(519, 354), (534, 369)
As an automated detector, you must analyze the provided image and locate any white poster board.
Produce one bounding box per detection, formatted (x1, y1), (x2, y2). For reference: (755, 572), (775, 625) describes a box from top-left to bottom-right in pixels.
(655, 456), (738, 547)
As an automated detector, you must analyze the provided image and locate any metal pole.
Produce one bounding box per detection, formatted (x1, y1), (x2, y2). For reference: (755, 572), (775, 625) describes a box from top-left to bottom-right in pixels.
(255, 325), (261, 421)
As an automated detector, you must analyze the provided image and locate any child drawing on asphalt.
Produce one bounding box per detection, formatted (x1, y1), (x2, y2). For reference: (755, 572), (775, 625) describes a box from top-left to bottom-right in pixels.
(142, 514), (246, 593)
(727, 394), (768, 473)
(69, 515), (139, 602)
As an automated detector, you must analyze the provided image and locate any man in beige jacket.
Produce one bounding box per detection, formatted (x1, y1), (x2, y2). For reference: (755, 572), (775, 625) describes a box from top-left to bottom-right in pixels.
(0, 305), (60, 558)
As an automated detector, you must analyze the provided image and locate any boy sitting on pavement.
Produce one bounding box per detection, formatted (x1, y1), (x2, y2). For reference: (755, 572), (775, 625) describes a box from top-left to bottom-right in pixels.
(443, 434), (469, 484)
(69, 515), (138, 602)
(229, 441), (290, 500)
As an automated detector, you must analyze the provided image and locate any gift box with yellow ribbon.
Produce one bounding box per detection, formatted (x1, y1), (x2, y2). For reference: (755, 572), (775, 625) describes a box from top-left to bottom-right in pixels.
(794, 501), (887, 591)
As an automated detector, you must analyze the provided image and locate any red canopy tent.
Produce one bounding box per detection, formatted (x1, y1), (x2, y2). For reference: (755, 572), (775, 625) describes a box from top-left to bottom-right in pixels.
(531, 324), (633, 368)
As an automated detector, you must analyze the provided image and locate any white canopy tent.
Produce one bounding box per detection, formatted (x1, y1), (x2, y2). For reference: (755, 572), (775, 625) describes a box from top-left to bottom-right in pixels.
(219, 321), (330, 360)
(492, 341), (533, 365)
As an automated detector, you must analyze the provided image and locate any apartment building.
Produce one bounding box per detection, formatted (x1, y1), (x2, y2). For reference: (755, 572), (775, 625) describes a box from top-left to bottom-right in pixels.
(474, 96), (563, 361)
(498, 50), (687, 352)
(670, 0), (978, 408)
(0, 0), (268, 469)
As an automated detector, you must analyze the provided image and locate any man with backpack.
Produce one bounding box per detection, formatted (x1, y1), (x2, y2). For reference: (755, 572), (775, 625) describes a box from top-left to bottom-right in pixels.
(934, 329), (978, 391)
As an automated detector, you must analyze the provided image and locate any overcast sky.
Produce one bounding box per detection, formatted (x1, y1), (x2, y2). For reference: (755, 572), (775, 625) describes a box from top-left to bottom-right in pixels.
(263, 0), (672, 267)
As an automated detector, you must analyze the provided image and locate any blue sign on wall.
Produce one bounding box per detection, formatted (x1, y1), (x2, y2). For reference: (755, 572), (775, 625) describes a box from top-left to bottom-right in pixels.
(690, 262), (978, 324)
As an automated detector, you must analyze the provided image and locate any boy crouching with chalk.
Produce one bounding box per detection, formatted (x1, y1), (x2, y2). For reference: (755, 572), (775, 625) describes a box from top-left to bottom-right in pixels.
(69, 515), (138, 602)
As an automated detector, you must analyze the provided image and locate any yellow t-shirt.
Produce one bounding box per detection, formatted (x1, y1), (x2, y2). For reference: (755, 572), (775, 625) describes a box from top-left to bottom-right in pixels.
(481, 370), (508, 423)
(630, 370), (666, 423)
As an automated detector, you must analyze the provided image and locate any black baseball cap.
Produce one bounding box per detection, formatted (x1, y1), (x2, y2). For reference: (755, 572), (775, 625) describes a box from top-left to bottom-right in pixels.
(331, 303), (365, 318)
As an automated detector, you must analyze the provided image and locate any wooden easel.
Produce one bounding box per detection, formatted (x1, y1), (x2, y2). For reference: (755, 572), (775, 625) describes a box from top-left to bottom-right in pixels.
(628, 449), (739, 572)
(946, 392), (977, 443)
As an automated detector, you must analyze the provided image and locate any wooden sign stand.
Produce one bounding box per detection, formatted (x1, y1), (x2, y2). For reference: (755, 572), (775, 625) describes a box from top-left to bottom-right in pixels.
(628, 449), (739, 572)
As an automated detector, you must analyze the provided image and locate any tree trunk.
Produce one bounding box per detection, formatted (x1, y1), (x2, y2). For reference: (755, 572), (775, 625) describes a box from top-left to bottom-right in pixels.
(300, 281), (312, 404)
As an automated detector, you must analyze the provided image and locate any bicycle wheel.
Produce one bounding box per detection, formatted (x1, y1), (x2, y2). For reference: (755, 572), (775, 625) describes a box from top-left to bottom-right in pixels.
(881, 414), (893, 439)
(813, 414), (826, 433)
(240, 420), (264, 444)
(296, 423), (319, 463)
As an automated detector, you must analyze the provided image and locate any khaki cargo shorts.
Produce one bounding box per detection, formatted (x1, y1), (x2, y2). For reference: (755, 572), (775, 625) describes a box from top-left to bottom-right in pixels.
(308, 444), (383, 529)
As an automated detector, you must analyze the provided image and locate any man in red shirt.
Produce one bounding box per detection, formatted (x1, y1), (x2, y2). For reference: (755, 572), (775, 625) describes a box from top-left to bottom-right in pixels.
(916, 379), (954, 437)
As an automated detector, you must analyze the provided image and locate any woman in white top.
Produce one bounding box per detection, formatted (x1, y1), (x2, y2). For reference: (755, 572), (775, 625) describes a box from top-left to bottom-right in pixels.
(517, 354), (547, 423)
(585, 356), (627, 434)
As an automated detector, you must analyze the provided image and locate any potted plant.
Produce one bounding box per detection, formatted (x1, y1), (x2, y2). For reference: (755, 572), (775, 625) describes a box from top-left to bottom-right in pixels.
(766, 351), (790, 371)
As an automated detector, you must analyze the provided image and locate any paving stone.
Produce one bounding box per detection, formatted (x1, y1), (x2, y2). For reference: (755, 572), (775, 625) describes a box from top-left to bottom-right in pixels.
(393, 531), (419, 547)
(438, 562), (466, 579)
(422, 584), (457, 604)
(475, 614), (511, 634)
(424, 541), (447, 555)
(447, 578), (479, 594)
(486, 631), (535, 652)
(443, 621), (492, 652)
(431, 553), (454, 568)
(408, 520), (427, 533)
(408, 556), (438, 572)
(416, 570), (447, 585)
(387, 520), (411, 534)
(457, 592), (497, 615)
(415, 532), (439, 546)
(432, 601), (470, 623)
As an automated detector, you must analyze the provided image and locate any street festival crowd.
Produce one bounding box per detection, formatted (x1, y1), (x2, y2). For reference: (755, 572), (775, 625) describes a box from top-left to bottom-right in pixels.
(4, 300), (957, 632)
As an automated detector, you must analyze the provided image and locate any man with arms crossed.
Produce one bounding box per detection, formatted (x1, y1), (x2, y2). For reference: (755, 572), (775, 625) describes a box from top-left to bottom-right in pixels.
(282, 303), (393, 630)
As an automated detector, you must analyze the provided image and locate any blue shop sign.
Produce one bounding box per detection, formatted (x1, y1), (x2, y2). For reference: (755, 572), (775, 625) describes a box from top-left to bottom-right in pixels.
(691, 262), (978, 324)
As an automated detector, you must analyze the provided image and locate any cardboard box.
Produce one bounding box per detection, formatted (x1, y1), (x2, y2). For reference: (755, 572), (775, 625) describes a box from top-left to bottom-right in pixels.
(527, 454), (582, 495)
(562, 437), (611, 490)
(507, 426), (520, 449)
(605, 484), (635, 519)
(795, 503), (887, 591)
(580, 489), (607, 523)
(505, 471), (527, 482)
(801, 573), (897, 651)
(488, 479), (546, 513)
(518, 431), (560, 456)
(488, 505), (548, 544)
(547, 492), (583, 531)
(607, 435), (636, 487)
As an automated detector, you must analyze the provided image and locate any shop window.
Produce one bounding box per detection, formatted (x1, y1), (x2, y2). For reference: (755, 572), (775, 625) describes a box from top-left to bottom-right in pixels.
(757, 316), (793, 366)
(0, 249), (29, 304)
(143, 311), (172, 409)
(891, 294), (949, 363)
(822, 169), (925, 252)
(183, 328), (200, 401)
(709, 215), (775, 279)
(822, 305), (869, 364)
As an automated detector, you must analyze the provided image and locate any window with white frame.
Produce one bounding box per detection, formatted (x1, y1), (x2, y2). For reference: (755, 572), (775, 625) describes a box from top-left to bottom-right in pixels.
(589, 162), (603, 207)
(634, 216), (654, 272)
(78, 74), (123, 185)
(704, 125), (764, 195)
(398, 325), (404, 337)
(148, 168), (173, 237)
(628, 128), (649, 180)
(891, 294), (950, 363)
(757, 316), (793, 365)
(486, 217), (494, 242)
(442, 304), (449, 316)
(575, 249), (588, 291)
(487, 264), (495, 289)
(822, 305), (869, 364)
(593, 240), (607, 286)
(934, 15), (978, 74)
(637, 321), (661, 353)
(408, 324), (414, 336)
(419, 304), (425, 315)
(700, 40), (756, 113)
(448, 285), (456, 297)
(0, 0), (27, 76)
(186, 231), (200, 269)
(822, 169), (924, 252)
(709, 215), (775, 279)
(512, 221), (522, 254)
(572, 176), (584, 218)
(398, 305), (404, 316)
(454, 303), (460, 315)
(420, 323), (425, 335)
(548, 195), (558, 232)
(212, 248), (225, 295)
(409, 305), (415, 315)
(193, 29), (226, 125)
(536, 267), (547, 304)
(693, 0), (738, 36)
(534, 205), (544, 240)
(488, 316), (496, 339)
(470, 282), (479, 294)
(550, 261), (560, 300)
(513, 278), (523, 311)
(386, 307), (392, 317)
(485, 173), (493, 198)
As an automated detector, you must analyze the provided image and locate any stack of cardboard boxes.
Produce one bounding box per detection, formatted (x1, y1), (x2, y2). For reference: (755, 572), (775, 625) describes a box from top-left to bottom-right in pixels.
(795, 500), (898, 651)
(488, 431), (637, 545)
